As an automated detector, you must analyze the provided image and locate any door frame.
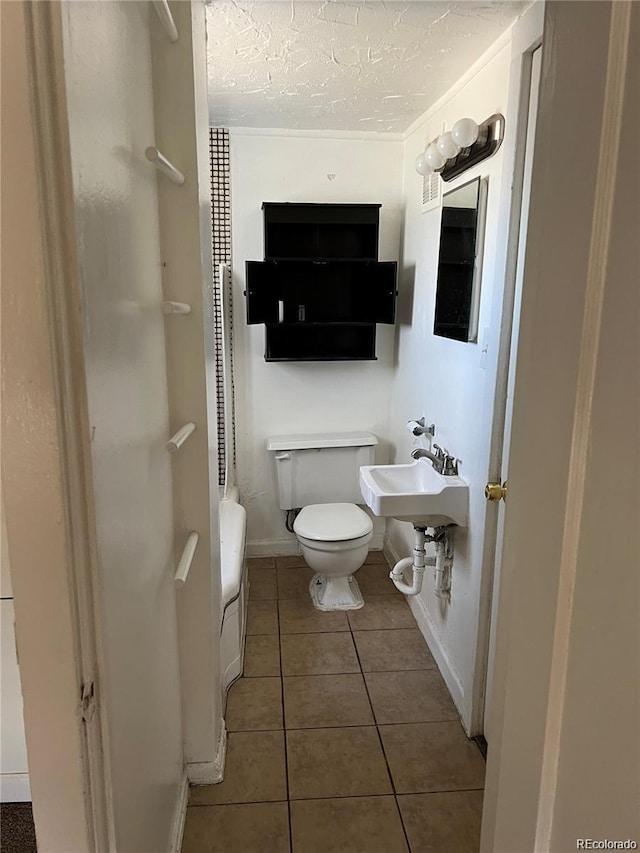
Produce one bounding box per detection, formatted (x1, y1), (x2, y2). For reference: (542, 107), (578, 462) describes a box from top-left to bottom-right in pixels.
(481, 1), (634, 848)
(469, 2), (544, 737)
(2, 2), (112, 849)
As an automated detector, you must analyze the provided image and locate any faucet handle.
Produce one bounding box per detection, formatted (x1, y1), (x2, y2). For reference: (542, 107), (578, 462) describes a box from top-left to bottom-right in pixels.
(432, 443), (446, 460)
(442, 454), (459, 476)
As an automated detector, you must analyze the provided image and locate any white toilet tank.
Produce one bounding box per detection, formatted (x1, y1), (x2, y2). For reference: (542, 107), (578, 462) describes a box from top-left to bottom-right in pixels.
(266, 432), (377, 510)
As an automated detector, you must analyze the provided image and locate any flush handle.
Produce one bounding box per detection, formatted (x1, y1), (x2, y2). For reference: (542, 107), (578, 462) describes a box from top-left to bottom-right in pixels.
(485, 481), (507, 502)
(275, 452), (291, 461)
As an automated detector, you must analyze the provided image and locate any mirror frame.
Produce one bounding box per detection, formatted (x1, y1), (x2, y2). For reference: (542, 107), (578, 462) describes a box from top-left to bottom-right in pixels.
(433, 176), (488, 343)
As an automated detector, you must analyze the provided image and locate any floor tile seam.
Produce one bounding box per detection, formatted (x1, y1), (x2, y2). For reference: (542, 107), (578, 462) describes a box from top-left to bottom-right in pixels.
(288, 790), (396, 804)
(226, 725), (288, 735)
(227, 726), (287, 733)
(275, 585), (294, 853)
(349, 622), (396, 806)
(276, 668), (440, 678)
(284, 723), (381, 735)
(279, 669), (361, 678)
(290, 793), (405, 804)
(393, 785), (486, 796)
(245, 631), (282, 637)
(393, 793), (414, 851)
(187, 800), (289, 809)
(365, 545), (423, 853)
(347, 623), (423, 632)
(362, 666), (438, 673)
(375, 720), (476, 735)
(227, 718), (472, 732)
(350, 618), (464, 853)
(188, 797), (289, 809)
(281, 658), (376, 727)
(279, 629), (352, 636)
(373, 715), (462, 726)
(227, 720), (404, 735)
(280, 626), (415, 635)
(283, 720), (383, 732)
(227, 718), (461, 734)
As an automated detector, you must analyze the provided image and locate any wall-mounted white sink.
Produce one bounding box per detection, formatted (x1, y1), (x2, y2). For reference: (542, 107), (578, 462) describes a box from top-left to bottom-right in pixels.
(359, 460), (469, 528)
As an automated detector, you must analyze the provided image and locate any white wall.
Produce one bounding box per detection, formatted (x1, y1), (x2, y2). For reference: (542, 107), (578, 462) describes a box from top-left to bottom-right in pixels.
(61, 2), (183, 849)
(387, 38), (512, 730)
(229, 131), (403, 554)
(150, 1), (225, 783)
(1, 3), (94, 847)
(1, 490), (30, 802)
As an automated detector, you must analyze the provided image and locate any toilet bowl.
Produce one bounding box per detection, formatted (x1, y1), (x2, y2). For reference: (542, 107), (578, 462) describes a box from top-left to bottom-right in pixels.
(293, 503), (373, 611)
(267, 431), (378, 610)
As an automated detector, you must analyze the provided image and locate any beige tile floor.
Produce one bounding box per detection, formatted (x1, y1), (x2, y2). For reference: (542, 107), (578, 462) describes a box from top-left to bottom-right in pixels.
(183, 553), (486, 853)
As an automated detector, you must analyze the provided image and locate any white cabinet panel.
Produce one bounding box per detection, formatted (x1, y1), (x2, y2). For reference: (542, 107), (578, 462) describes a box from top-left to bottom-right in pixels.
(1, 599), (30, 801)
(1, 493), (12, 598)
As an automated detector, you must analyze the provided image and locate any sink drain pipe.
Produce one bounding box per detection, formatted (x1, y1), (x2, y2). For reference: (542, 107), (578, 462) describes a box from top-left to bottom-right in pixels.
(389, 527), (450, 597)
(389, 527), (435, 596)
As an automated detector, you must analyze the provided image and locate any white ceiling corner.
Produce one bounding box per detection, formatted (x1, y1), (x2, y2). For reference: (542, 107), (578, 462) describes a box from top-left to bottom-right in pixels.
(205, 1), (528, 133)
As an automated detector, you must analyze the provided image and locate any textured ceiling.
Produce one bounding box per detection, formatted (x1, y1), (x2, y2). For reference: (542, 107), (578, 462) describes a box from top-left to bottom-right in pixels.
(205, 1), (527, 133)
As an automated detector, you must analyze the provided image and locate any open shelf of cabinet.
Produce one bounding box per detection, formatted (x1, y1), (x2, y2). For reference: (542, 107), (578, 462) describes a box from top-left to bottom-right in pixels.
(263, 202), (380, 261)
(264, 323), (377, 361)
(245, 261), (397, 326)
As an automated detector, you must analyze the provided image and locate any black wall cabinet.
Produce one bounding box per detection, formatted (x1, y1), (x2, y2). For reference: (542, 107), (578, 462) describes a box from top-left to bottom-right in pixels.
(245, 203), (397, 361)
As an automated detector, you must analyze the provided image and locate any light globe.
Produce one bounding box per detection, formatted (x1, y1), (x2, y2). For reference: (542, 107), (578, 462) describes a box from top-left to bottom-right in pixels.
(451, 117), (479, 148)
(415, 152), (432, 176)
(425, 143), (446, 171)
(436, 132), (461, 160)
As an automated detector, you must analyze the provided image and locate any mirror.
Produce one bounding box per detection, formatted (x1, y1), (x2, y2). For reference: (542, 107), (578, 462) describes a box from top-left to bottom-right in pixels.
(433, 177), (488, 342)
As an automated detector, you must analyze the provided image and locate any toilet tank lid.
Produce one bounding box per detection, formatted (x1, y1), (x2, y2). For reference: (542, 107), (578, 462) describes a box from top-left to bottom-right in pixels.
(266, 431), (378, 451)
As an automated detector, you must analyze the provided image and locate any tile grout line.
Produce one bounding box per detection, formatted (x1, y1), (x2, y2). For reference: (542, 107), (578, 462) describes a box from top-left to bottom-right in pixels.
(243, 665), (438, 678)
(223, 557), (482, 851)
(226, 716), (465, 734)
(275, 568), (295, 853)
(349, 558), (415, 853)
(187, 785), (486, 809)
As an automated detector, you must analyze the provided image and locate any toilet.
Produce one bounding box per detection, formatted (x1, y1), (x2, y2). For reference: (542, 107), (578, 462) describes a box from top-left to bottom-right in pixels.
(266, 432), (377, 611)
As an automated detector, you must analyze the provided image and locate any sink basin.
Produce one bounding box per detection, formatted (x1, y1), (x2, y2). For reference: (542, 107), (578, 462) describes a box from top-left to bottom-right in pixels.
(359, 460), (469, 527)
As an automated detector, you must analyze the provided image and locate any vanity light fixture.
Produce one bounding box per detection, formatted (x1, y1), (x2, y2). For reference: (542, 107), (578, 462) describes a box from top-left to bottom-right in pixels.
(415, 114), (505, 183)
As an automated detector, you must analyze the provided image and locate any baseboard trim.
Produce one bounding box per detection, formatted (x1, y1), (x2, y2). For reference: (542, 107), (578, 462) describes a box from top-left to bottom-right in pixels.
(246, 539), (299, 558)
(383, 536), (468, 732)
(187, 724), (227, 786)
(369, 532), (384, 551)
(247, 533), (385, 559)
(169, 772), (189, 853)
(0, 772), (31, 803)
(382, 536), (402, 569)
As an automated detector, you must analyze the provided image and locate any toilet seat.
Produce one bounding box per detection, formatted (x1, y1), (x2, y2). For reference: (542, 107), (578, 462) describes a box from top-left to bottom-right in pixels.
(294, 503), (373, 542)
(296, 531), (372, 554)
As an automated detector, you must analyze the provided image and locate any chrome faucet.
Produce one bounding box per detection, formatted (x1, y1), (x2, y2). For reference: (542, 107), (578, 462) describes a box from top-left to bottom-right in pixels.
(411, 444), (459, 476)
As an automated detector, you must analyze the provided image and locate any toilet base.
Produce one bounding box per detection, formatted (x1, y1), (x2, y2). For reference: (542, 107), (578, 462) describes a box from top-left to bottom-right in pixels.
(309, 573), (364, 611)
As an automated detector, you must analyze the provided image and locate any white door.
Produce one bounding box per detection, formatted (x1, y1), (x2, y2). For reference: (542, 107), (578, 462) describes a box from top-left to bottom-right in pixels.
(483, 46), (541, 742)
(481, 3), (638, 848)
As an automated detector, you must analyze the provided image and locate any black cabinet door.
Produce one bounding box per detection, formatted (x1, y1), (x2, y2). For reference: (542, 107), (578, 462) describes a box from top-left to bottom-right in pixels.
(245, 261), (279, 324)
(246, 260), (397, 325)
(357, 262), (397, 324)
